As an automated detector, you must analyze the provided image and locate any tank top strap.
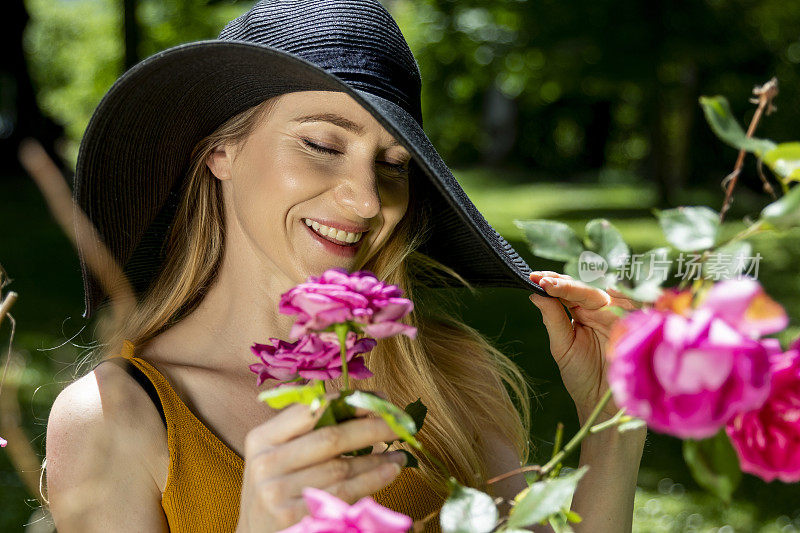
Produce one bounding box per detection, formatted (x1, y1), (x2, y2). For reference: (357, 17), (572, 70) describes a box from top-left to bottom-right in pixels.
(104, 340), (245, 471)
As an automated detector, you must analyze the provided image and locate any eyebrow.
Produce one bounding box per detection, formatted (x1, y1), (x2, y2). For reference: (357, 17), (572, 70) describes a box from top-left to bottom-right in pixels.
(291, 113), (402, 147)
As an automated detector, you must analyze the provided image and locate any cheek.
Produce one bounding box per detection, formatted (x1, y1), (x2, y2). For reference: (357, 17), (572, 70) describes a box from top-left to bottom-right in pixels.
(230, 151), (328, 241)
(380, 180), (410, 224)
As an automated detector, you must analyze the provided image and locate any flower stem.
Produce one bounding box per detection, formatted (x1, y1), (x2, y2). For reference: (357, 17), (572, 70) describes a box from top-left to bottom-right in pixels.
(487, 389), (616, 486)
(589, 407), (626, 434)
(719, 77), (778, 223)
(334, 323), (350, 391)
(536, 388), (614, 480)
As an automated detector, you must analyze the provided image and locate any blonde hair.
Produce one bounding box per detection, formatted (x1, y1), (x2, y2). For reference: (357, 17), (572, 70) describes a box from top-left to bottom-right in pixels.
(56, 95), (533, 498)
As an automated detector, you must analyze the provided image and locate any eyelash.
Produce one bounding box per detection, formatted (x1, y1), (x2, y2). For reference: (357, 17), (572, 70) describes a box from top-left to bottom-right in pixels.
(302, 139), (410, 174)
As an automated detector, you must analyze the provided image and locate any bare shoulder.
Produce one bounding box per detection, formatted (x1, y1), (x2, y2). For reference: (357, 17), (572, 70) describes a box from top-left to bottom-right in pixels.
(45, 359), (169, 532)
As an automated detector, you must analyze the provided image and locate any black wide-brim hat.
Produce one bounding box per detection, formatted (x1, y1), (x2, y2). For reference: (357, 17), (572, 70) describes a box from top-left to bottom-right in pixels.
(74, 0), (546, 319)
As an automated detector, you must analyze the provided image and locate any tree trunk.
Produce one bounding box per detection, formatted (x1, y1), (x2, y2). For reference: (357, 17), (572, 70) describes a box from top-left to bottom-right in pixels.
(1, 0), (65, 176)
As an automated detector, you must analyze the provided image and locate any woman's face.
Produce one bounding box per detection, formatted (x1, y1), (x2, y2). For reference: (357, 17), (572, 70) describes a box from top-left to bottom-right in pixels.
(207, 91), (412, 286)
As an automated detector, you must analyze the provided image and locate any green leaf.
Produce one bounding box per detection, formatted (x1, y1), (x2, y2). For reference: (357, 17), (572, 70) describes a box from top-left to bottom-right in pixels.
(343, 391), (421, 448)
(585, 219), (630, 269)
(440, 481), (498, 533)
(759, 185), (800, 231)
(763, 142), (800, 183)
(574, 251), (615, 289)
(404, 399), (427, 435)
(563, 256), (581, 280)
(514, 220), (584, 262)
(506, 466), (589, 529)
(701, 241), (753, 281)
(683, 429), (742, 503)
(657, 206), (720, 251)
(631, 247), (671, 288)
(699, 96), (776, 157)
(258, 381), (326, 409)
(612, 282), (662, 303)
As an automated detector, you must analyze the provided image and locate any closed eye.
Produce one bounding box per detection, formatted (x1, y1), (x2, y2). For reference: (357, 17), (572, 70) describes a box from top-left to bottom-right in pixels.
(302, 138), (340, 155)
(303, 138), (410, 175)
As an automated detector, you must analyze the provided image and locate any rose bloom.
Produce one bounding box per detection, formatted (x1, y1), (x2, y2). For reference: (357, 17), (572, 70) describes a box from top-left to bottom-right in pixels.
(698, 278), (789, 339)
(278, 487), (412, 533)
(607, 307), (773, 439)
(726, 337), (800, 483)
(250, 331), (375, 384)
(279, 268), (417, 340)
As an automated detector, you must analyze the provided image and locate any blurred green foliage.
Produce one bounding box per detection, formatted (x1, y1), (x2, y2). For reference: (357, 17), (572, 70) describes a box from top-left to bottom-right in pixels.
(23, 0), (800, 190)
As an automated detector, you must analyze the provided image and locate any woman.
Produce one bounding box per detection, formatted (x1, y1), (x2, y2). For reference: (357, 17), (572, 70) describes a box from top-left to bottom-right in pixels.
(44, 1), (646, 532)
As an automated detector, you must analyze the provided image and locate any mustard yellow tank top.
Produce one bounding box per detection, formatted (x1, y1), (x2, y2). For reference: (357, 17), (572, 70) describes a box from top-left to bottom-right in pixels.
(106, 340), (444, 532)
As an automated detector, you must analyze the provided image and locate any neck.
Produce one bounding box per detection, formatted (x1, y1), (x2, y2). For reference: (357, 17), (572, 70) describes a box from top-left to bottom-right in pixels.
(143, 232), (299, 375)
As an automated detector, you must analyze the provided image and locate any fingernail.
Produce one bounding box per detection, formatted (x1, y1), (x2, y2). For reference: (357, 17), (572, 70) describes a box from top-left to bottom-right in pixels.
(388, 451), (407, 465)
(382, 461), (402, 477)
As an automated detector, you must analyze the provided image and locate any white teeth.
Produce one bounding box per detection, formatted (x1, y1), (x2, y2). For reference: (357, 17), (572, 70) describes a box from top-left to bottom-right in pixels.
(304, 219), (363, 244)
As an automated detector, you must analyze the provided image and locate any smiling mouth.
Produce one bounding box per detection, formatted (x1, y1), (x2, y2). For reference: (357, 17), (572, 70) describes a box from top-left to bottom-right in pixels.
(302, 220), (366, 258)
(303, 218), (365, 245)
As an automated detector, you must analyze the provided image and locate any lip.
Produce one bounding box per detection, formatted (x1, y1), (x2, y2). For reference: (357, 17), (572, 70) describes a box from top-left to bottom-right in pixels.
(303, 221), (364, 258)
(303, 217), (370, 234)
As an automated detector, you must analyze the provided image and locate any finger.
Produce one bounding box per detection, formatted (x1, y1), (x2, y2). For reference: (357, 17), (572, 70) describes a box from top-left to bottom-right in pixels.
(530, 270), (573, 281)
(267, 498), (310, 529)
(260, 417), (401, 476)
(281, 451), (408, 498)
(323, 459), (403, 504)
(605, 287), (643, 310)
(537, 276), (611, 310)
(245, 402), (324, 455)
(529, 292), (575, 359)
(246, 395), (377, 455)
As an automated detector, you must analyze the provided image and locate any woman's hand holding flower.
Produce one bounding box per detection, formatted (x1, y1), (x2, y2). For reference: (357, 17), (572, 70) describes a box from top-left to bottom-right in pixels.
(235, 400), (407, 533)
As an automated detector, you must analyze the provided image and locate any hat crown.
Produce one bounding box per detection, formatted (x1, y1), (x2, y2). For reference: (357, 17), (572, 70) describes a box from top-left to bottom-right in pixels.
(219, 0), (423, 125)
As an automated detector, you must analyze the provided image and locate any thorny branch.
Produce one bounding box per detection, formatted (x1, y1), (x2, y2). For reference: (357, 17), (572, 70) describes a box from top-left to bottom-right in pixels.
(718, 77), (779, 223)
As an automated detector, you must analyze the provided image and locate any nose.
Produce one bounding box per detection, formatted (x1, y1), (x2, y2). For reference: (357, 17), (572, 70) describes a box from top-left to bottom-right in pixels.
(334, 164), (381, 220)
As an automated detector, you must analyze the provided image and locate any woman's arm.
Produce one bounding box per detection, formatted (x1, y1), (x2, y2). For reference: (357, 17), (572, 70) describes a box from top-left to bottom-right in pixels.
(570, 419), (646, 532)
(485, 270), (649, 531)
(484, 425), (645, 533)
(46, 363), (170, 532)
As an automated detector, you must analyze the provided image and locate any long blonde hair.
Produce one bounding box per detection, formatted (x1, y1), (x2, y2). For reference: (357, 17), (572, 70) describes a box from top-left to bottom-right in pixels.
(70, 95), (533, 496)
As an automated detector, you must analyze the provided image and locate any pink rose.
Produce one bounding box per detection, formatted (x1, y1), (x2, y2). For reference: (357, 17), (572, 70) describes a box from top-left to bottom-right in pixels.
(250, 331), (375, 384)
(278, 487), (412, 533)
(607, 307), (772, 439)
(279, 268), (417, 340)
(698, 278), (788, 338)
(726, 337), (800, 482)
(0, 436), (6, 447)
